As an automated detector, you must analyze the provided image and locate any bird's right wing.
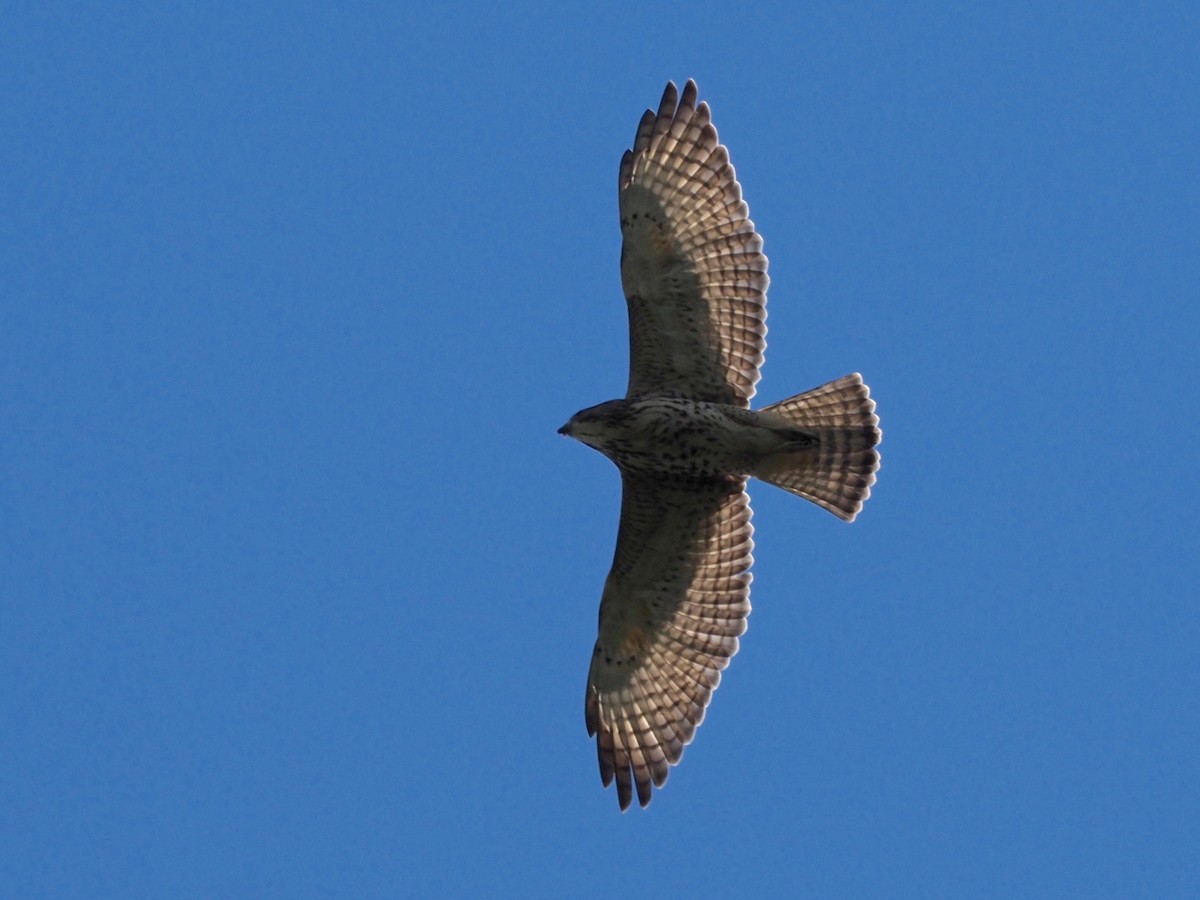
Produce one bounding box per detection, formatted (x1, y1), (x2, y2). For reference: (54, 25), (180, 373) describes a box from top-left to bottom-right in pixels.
(585, 472), (754, 810)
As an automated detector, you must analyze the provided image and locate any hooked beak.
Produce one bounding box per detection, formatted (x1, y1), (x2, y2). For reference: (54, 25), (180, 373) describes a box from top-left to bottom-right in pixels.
(557, 422), (572, 436)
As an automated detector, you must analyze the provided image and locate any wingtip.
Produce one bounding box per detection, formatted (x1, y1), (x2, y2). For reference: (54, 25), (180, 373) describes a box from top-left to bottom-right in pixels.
(658, 78), (700, 111)
(657, 80), (678, 117)
(679, 78), (698, 111)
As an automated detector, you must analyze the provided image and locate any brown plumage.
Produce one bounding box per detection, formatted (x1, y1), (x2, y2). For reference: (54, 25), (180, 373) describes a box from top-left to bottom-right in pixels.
(560, 80), (882, 810)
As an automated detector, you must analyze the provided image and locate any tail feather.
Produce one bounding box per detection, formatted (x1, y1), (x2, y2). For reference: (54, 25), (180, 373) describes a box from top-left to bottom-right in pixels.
(756, 374), (881, 521)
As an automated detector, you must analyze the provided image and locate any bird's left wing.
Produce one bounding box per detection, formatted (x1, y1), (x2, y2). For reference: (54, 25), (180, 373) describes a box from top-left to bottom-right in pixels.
(619, 80), (769, 407)
(585, 472), (754, 809)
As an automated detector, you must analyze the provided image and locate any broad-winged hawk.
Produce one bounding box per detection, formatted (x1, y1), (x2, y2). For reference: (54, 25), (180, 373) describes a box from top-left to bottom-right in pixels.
(560, 80), (882, 810)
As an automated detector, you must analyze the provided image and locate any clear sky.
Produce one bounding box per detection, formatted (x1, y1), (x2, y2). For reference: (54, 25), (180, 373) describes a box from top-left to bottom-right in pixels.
(3, 3), (1198, 897)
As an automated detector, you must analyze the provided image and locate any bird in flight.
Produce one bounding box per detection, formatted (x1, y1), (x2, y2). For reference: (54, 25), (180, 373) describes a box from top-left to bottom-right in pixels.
(559, 80), (881, 810)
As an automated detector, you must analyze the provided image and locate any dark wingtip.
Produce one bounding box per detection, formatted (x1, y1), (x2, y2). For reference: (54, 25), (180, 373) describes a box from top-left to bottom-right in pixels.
(617, 780), (632, 811)
(680, 78), (698, 110)
(657, 81), (678, 117)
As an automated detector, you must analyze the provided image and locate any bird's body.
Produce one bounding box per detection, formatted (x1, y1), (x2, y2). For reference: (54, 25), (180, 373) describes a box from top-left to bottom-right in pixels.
(562, 80), (882, 810)
(562, 398), (796, 480)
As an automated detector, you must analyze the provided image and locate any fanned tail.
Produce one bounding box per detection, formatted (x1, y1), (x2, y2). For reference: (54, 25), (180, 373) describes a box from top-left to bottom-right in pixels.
(755, 374), (881, 521)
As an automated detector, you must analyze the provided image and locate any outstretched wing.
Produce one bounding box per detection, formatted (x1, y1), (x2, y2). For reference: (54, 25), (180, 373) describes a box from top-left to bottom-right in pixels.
(585, 473), (754, 809)
(619, 80), (769, 407)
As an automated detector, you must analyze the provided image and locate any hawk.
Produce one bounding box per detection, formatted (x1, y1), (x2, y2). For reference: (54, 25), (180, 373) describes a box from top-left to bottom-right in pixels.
(560, 80), (882, 810)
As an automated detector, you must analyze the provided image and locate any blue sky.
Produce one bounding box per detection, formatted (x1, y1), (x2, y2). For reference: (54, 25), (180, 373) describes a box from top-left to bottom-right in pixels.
(3, 2), (1198, 897)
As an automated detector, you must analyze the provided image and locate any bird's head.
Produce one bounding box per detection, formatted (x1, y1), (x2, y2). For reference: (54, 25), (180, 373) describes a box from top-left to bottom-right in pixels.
(558, 399), (630, 452)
